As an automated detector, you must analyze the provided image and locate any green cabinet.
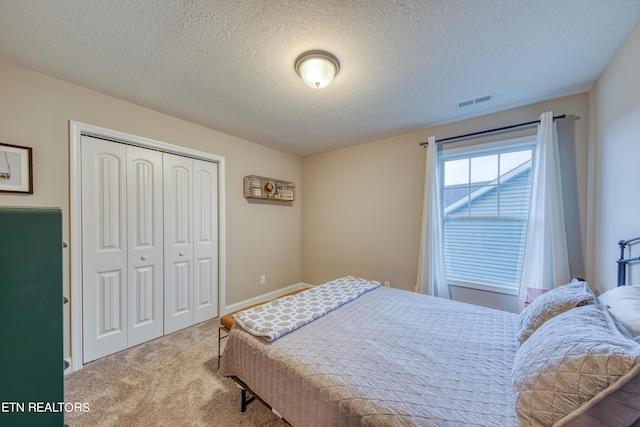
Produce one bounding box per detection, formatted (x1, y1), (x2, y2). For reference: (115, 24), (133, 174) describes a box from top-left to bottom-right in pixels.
(0, 207), (64, 426)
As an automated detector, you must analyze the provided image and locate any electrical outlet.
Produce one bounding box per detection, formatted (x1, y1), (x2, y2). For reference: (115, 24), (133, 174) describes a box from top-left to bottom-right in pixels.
(384, 281), (391, 287)
(260, 275), (266, 285)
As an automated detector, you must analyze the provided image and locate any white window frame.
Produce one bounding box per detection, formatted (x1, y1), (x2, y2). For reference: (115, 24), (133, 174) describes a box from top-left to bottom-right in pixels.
(440, 135), (536, 296)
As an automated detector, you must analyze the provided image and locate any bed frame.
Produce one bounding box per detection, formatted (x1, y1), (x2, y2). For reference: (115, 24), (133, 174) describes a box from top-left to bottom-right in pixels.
(617, 237), (640, 286)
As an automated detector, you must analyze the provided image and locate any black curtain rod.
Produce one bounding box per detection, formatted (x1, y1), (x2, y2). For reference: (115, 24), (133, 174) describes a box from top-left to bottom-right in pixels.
(419, 114), (566, 146)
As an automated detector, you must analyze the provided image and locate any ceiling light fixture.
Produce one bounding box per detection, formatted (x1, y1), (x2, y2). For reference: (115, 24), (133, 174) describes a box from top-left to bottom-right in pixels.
(294, 50), (340, 89)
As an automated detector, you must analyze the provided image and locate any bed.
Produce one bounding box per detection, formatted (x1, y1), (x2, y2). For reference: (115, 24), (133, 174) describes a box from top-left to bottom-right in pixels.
(219, 276), (640, 426)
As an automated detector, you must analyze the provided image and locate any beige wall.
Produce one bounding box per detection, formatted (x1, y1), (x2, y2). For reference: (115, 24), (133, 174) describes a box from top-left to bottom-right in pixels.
(0, 61), (302, 358)
(4, 16), (638, 358)
(588, 23), (640, 292)
(302, 93), (590, 292)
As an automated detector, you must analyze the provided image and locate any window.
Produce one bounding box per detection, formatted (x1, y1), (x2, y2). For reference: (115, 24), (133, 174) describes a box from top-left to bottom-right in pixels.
(441, 137), (535, 293)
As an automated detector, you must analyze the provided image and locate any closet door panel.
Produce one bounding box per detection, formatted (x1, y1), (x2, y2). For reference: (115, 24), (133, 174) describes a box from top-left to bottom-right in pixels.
(127, 146), (164, 347)
(193, 159), (218, 323)
(164, 153), (194, 334)
(82, 136), (128, 363)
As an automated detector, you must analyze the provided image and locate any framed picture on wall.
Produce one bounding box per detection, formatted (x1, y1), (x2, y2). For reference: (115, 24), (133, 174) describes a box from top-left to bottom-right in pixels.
(0, 142), (33, 194)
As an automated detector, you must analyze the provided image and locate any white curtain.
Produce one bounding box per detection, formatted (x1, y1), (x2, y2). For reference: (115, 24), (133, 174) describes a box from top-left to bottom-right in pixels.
(417, 136), (449, 298)
(517, 111), (570, 311)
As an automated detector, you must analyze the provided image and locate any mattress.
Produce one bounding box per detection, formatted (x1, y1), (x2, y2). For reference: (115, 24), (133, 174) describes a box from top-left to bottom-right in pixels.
(219, 286), (519, 426)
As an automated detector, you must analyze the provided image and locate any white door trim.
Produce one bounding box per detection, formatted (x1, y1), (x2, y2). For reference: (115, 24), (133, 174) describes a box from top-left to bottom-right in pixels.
(69, 121), (227, 372)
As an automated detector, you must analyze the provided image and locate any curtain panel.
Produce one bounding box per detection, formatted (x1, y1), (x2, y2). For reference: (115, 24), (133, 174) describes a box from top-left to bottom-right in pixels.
(417, 136), (448, 298)
(517, 111), (570, 311)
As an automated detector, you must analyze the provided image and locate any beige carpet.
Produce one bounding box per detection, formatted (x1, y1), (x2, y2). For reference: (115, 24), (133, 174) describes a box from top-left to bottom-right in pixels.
(64, 319), (288, 426)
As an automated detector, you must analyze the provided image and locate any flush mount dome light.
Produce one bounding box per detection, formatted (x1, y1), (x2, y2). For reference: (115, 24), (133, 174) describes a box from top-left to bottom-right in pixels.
(294, 50), (340, 89)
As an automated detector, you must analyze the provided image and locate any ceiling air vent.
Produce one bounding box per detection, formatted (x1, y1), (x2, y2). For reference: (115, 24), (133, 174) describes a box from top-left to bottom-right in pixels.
(456, 95), (493, 108)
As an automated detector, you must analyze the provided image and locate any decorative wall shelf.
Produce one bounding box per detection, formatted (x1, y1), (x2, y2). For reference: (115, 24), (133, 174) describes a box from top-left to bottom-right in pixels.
(243, 175), (295, 202)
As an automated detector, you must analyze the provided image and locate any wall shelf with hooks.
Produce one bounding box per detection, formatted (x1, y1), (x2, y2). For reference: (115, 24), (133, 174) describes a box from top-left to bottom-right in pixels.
(243, 175), (295, 202)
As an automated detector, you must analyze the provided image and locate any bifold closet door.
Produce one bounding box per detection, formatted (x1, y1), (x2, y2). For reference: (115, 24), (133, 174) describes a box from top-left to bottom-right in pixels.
(126, 145), (164, 347)
(82, 137), (164, 363)
(193, 158), (219, 324)
(82, 136), (219, 361)
(163, 153), (194, 334)
(82, 137), (128, 363)
(164, 153), (218, 334)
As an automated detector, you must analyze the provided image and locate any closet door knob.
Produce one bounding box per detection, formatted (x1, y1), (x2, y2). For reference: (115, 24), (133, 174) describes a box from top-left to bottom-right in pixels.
(179, 252), (184, 256)
(141, 255), (147, 260)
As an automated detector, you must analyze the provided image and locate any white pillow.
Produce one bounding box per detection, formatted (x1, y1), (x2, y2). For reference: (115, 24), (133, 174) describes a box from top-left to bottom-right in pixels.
(598, 285), (640, 342)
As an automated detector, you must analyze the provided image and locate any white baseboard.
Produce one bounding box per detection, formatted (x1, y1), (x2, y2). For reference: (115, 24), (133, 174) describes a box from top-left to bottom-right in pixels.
(222, 282), (313, 315)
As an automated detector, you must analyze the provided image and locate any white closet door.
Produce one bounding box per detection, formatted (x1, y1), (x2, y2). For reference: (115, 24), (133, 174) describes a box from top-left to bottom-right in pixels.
(163, 153), (194, 334)
(193, 159), (218, 323)
(126, 145), (164, 346)
(82, 136), (128, 363)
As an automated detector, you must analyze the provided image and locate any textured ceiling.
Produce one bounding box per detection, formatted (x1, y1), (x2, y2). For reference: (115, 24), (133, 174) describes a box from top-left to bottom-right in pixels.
(1, 1), (639, 157)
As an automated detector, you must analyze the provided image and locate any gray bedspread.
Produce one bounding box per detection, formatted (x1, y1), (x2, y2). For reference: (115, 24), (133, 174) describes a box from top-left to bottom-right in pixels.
(220, 286), (519, 426)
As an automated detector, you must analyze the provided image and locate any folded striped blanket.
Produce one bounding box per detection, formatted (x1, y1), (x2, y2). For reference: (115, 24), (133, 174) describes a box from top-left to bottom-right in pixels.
(233, 276), (380, 341)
